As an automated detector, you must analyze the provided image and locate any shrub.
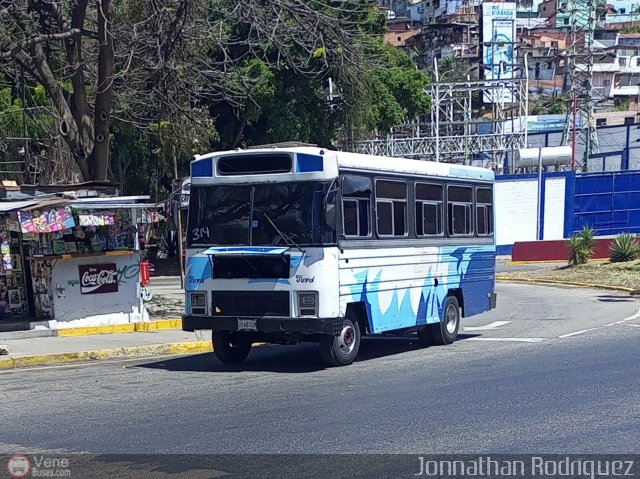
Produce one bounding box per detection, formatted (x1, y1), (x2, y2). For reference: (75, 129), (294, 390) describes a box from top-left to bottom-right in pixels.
(609, 233), (640, 263)
(568, 226), (595, 266)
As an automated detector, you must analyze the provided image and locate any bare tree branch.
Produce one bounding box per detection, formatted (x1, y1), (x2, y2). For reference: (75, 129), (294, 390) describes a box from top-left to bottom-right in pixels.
(0, 29), (79, 59)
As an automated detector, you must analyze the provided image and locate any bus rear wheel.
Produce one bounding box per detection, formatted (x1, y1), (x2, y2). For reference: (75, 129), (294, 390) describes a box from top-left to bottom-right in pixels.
(319, 318), (361, 366)
(429, 296), (460, 346)
(212, 331), (252, 364)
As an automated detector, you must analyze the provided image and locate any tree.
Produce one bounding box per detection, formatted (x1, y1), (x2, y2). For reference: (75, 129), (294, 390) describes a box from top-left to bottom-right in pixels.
(210, 6), (431, 149)
(1, 1), (430, 193)
(1, 0), (376, 183)
(0, 0), (114, 181)
(358, 40), (431, 134)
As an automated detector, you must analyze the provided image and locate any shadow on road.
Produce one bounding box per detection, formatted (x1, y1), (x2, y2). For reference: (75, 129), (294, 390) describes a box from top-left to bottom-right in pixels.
(596, 295), (636, 303)
(136, 333), (481, 374)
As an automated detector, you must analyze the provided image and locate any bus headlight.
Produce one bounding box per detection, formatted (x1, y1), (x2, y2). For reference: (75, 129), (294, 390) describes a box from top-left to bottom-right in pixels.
(297, 291), (318, 317)
(190, 292), (207, 316)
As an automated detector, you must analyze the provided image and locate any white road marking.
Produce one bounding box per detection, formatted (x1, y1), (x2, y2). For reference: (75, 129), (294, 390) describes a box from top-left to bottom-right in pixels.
(463, 321), (511, 331)
(558, 328), (600, 339)
(550, 305), (640, 339)
(604, 306), (640, 327)
(466, 337), (546, 343)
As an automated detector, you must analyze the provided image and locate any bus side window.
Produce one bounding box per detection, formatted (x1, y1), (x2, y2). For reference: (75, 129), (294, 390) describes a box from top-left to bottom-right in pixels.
(343, 198), (370, 237)
(375, 179), (407, 237)
(476, 187), (493, 236)
(342, 175), (372, 237)
(447, 185), (473, 236)
(415, 182), (443, 236)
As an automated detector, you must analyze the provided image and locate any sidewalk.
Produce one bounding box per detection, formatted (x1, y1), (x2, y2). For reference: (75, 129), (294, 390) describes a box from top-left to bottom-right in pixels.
(0, 329), (212, 370)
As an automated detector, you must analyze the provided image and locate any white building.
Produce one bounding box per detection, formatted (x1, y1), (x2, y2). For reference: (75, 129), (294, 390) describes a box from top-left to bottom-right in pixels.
(585, 33), (640, 99)
(602, 0), (640, 24)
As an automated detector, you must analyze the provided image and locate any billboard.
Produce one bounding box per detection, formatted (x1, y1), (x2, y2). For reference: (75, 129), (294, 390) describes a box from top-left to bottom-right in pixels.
(482, 2), (517, 103)
(502, 114), (580, 134)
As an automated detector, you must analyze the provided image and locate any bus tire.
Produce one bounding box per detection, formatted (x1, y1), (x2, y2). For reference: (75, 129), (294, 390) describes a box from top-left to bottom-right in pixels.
(319, 318), (361, 366)
(430, 296), (460, 346)
(212, 331), (251, 364)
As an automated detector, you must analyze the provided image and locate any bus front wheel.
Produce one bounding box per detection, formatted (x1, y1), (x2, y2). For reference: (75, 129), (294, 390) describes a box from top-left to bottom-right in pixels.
(320, 318), (361, 366)
(212, 331), (252, 364)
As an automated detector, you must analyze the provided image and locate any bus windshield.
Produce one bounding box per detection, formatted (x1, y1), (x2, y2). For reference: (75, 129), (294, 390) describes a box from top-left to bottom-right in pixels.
(187, 181), (336, 247)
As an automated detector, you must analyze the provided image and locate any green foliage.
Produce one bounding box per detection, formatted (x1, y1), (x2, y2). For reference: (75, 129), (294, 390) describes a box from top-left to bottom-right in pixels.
(111, 109), (217, 198)
(0, 87), (53, 137)
(211, 14), (429, 148)
(530, 97), (566, 115)
(568, 226), (596, 266)
(348, 39), (431, 136)
(1, 1), (428, 189)
(609, 233), (640, 263)
(620, 26), (640, 34)
(614, 98), (630, 112)
(362, 8), (387, 34)
(0, 87), (24, 135)
(312, 48), (326, 59)
(439, 56), (469, 82)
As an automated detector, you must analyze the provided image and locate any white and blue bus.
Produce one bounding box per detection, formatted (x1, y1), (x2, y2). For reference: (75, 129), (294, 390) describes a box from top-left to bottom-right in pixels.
(183, 146), (496, 366)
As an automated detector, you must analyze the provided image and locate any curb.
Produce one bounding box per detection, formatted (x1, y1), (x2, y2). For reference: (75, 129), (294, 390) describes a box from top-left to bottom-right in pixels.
(506, 260), (567, 266)
(506, 258), (607, 266)
(0, 340), (212, 370)
(496, 276), (637, 293)
(56, 318), (182, 337)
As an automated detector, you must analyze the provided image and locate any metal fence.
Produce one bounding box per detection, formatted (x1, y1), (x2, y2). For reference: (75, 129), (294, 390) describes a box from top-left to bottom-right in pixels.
(0, 136), (77, 184)
(516, 123), (640, 172)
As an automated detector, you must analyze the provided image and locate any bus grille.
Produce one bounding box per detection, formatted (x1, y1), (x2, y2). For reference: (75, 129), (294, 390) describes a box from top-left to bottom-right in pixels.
(211, 291), (290, 317)
(213, 255), (290, 279)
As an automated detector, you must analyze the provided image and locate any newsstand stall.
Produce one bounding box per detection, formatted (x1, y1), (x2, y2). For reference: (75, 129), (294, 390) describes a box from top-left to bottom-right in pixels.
(18, 200), (162, 327)
(0, 202), (36, 319)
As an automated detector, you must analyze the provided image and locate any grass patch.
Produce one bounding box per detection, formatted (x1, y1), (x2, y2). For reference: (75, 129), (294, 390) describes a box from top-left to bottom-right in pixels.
(498, 260), (640, 290)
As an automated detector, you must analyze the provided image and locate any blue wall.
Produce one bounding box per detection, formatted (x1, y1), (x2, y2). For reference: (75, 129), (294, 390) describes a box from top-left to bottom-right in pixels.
(494, 169), (640, 255)
(573, 171), (640, 235)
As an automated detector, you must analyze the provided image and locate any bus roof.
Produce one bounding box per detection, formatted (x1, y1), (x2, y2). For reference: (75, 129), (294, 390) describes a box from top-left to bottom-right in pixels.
(332, 150), (493, 181)
(193, 147), (494, 182)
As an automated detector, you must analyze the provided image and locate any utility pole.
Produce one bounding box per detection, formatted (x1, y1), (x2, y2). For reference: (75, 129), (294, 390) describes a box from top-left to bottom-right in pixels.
(172, 146), (184, 290)
(434, 58), (440, 163)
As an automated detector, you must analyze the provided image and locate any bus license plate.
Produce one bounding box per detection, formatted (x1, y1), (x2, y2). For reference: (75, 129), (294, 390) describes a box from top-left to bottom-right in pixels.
(238, 319), (257, 331)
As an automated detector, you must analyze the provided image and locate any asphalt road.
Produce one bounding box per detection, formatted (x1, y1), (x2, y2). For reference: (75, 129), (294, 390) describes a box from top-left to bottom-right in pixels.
(1, 284), (639, 470)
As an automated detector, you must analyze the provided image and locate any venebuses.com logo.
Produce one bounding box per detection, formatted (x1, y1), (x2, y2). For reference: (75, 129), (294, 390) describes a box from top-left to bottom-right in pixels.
(6, 455), (71, 478)
(7, 455), (30, 478)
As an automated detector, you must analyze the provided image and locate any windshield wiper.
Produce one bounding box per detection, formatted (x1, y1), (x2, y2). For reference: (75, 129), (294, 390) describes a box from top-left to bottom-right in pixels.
(263, 213), (306, 255)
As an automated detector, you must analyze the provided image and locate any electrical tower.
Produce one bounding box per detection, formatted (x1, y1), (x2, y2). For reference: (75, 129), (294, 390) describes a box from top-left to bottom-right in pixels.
(350, 75), (527, 170)
(561, 0), (605, 171)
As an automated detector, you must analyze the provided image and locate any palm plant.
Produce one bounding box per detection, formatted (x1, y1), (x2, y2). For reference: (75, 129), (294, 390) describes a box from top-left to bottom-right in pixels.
(567, 226), (596, 266)
(609, 233), (640, 263)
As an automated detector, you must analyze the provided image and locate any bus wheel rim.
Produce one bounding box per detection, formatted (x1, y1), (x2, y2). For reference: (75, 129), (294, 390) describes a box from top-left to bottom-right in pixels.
(446, 304), (458, 334)
(338, 324), (356, 354)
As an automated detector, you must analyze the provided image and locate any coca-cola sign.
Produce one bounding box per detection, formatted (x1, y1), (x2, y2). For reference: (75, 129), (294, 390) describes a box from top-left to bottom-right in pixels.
(79, 263), (119, 294)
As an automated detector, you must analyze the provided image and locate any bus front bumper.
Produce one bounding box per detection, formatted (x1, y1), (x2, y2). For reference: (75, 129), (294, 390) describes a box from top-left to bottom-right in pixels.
(182, 315), (343, 336)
